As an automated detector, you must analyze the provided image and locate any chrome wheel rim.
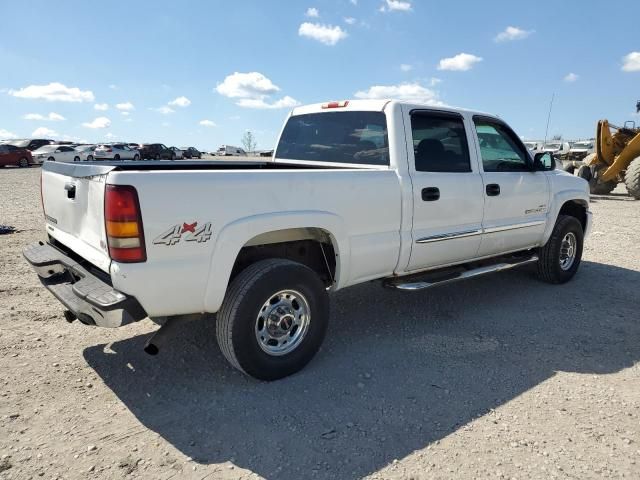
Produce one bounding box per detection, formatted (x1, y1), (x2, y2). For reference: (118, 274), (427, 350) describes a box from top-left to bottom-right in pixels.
(255, 289), (310, 356)
(559, 232), (577, 271)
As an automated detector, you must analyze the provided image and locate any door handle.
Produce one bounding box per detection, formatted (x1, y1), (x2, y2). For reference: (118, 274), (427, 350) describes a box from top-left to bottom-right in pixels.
(486, 183), (500, 196)
(422, 187), (440, 201)
(64, 182), (76, 199)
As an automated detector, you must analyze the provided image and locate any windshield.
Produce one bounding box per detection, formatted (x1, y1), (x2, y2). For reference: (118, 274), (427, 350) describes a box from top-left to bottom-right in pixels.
(34, 145), (57, 153)
(275, 111), (389, 166)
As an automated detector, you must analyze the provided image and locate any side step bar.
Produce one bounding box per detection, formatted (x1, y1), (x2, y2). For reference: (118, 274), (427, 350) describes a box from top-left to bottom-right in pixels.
(385, 255), (539, 291)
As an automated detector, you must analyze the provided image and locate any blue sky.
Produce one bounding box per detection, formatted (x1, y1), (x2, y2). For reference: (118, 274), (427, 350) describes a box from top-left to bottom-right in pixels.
(1, 0), (639, 150)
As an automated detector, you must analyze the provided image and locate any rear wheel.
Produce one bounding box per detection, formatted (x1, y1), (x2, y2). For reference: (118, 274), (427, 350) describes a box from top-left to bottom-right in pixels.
(537, 215), (584, 284)
(18, 157), (29, 168)
(216, 259), (329, 381)
(87, 154), (94, 162)
(624, 157), (640, 200)
(133, 154), (140, 161)
(73, 156), (80, 162)
(114, 154), (120, 160)
(47, 156), (55, 162)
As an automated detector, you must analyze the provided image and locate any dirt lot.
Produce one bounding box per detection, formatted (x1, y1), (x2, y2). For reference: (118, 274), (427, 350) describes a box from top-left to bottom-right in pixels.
(0, 167), (638, 480)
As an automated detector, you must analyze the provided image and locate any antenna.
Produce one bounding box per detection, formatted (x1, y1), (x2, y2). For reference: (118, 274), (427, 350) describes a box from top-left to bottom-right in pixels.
(544, 93), (555, 144)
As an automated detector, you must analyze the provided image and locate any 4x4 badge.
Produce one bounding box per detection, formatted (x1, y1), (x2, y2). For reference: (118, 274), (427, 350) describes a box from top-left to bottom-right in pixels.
(153, 222), (212, 245)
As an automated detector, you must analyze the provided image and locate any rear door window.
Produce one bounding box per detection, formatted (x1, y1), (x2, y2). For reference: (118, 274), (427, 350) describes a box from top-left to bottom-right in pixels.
(275, 111), (389, 166)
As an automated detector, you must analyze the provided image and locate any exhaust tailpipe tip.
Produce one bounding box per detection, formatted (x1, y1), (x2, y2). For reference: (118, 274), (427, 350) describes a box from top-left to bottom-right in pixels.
(143, 343), (159, 356)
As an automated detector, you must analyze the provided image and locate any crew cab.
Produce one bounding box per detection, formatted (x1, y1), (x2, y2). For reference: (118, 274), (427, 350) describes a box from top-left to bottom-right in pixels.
(24, 100), (591, 381)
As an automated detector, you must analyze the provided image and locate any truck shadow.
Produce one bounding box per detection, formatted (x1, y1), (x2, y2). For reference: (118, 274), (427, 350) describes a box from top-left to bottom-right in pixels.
(83, 261), (640, 480)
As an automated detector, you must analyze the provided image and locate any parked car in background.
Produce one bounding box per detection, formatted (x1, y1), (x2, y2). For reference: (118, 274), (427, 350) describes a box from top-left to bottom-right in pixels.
(0, 144), (33, 167)
(94, 143), (140, 161)
(6, 138), (53, 151)
(31, 144), (78, 163)
(138, 143), (174, 160)
(542, 141), (571, 157)
(523, 141), (543, 152)
(169, 147), (184, 159)
(216, 145), (246, 156)
(181, 147), (202, 159)
(73, 145), (96, 162)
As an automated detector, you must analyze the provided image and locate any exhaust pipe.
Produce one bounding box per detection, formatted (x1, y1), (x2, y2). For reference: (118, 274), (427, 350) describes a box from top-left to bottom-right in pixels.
(143, 314), (200, 355)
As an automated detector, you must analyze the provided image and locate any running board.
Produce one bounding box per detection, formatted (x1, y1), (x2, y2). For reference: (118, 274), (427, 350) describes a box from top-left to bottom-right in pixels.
(385, 255), (539, 291)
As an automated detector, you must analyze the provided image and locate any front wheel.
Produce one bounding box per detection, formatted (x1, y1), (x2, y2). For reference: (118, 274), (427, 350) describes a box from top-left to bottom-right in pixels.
(133, 154), (140, 161)
(216, 259), (329, 381)
(74, 156), (80, 162)
(537, 215), (584, 284)
(624, 157), (640, 200)
(87, 155), (94, 162)
(18, 157), (29, 168)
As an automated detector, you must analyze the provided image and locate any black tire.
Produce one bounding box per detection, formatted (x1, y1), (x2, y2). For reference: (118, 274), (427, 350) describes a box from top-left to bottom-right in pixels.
(623, 157), (640, 200)
(216, 259), (329, 381)
(154, 154), (160, 160)
(581, 155), (616, 195)
(18, 157), (29, 168)
(537, 215), (584, 284)
(73, 156), (80, 162)
(133, 154), (140, 161)
(114, 154), (120, 160)
(87, 155), (93, 162)
(47, 156), (55, 162)
(577, 165), (591, 181)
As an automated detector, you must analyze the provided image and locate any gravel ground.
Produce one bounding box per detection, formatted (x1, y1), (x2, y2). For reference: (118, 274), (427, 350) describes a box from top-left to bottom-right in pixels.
(0, 167), (638, 480)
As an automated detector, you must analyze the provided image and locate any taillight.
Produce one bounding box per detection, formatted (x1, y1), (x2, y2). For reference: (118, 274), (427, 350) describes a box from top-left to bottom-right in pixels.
(40, 170), (45, 216)
(322, 100), (349, 109)
(104, 185), (146, 262)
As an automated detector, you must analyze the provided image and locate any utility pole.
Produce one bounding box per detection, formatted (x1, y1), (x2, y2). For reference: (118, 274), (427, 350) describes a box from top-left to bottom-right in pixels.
(544, 93), (555, 145)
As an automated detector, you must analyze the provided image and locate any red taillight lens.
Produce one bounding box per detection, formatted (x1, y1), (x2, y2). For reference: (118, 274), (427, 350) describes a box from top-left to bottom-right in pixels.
(104, 185), (146, 262)
(40, 170), (45, 216)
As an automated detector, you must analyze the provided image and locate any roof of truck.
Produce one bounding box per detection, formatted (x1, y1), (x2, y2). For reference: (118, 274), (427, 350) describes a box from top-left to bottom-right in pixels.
(291, 99), (496, 118)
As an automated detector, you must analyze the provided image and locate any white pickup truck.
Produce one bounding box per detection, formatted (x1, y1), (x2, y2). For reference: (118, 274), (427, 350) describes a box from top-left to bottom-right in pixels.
(24, 100), (592, 380)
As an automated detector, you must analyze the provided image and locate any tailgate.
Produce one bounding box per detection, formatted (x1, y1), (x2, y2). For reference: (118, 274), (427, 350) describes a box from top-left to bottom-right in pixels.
(41, 161), (117, 273)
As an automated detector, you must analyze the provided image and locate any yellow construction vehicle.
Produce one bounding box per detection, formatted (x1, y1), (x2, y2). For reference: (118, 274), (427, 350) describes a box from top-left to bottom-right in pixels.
(578, 105), (640, 199)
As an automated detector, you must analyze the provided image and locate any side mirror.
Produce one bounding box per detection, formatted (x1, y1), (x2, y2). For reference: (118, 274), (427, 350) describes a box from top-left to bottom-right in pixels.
(533, 152), (556, 171)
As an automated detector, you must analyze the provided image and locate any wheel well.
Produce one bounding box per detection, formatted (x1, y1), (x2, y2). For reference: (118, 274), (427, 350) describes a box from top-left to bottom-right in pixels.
(231, 228), (337, 287)
(558, 200), (587, 231)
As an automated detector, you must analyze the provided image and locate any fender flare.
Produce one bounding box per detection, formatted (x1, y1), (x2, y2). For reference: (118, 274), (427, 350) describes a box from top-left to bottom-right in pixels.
(203, 210), (348, 313)
(541, 189), (589, 245)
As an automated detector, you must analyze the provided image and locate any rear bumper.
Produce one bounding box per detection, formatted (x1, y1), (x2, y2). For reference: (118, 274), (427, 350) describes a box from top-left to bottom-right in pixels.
(23, 241), (146, 328)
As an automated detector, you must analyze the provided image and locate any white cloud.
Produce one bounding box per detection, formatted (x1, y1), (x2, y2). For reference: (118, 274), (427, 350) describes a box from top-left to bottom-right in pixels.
(116, 102), (134, 111)
(236, 96), (300, 109)
(82, 116), (111, 129)
(344, 17), (356, 25)
(121, 111), (130, 116)
(306, 7), (319, 17)
(0, 128), (17, 139)
(216, 72), (280, 99)
(153, 106), (175, 114)
(437, 53), (483, 71)
(622, 52), (640, 72)
(298, 22), (347, 46)
(22, 112), (65, 121)
(199, 119), (217, 127)
(400, 63), (413, 72)
(354, 82), (443, 105)
(168, 96), (191, 107)
(94, 103), (109, 111)
(108, 84), (117, 90)
(31, 127), (58, 137)
(380, 0), (412, 12)
(494, 26), (534, 42)
(9, 82), (94, 102)
(564, 72), (579, 82)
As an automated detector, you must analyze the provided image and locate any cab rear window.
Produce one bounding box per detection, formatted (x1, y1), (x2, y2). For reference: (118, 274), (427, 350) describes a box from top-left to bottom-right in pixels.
(275, 111), (389, 166)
